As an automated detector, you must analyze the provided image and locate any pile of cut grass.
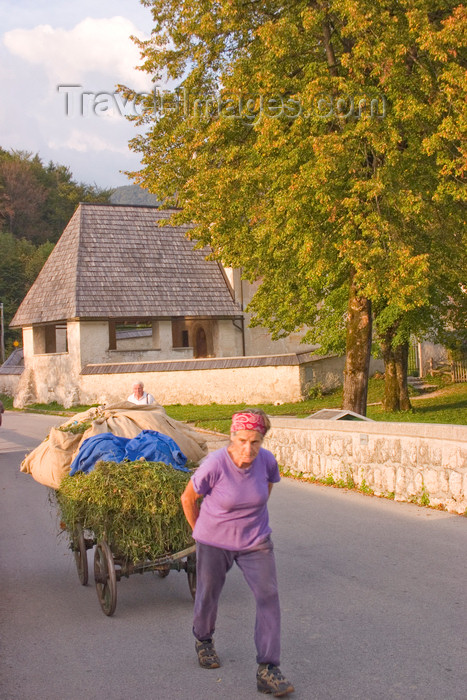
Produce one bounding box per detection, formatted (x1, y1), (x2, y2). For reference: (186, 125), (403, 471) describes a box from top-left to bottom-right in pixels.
(58, 420), (92, 434)
(56, 460), (193, 562)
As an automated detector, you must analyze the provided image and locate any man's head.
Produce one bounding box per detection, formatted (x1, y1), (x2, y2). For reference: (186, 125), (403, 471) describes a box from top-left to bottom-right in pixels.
(132, 381), (144, 399)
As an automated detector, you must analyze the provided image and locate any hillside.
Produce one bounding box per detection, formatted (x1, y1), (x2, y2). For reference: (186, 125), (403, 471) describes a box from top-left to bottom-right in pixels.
(109, 185), (161, 206)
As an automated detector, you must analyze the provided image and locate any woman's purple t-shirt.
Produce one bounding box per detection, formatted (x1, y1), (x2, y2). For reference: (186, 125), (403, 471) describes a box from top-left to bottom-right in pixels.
(191, 446), (280, 551)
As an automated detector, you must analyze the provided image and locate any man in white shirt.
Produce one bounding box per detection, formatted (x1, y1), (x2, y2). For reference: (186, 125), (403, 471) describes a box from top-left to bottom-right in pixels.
(127, 381), (155, 405)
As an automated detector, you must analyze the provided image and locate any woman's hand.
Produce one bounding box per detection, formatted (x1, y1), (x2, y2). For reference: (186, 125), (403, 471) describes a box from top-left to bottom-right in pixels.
(181, 479), (202, 530)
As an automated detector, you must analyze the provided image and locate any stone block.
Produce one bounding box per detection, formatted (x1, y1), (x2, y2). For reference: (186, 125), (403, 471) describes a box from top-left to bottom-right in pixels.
(389, 439), (402, 463)
(429, 445), (442, 467)
(383, 466), (396, 493)
(373, 468), (382, 490)
(376, 439), (390, 464)
(438, 470), (449, 494)
(442, 446), (458, 469)
(417, 442), (429, 466)
(414, 471), (424, 494)
(405, 468), (416, 496)
(331, 437), (344, 457)
(401, 440), (418, 466)
(395, 468), (406, 495)
(449, 471), (463, 499)
(331, 459), (342, 479)
(424, 469), (439, 494)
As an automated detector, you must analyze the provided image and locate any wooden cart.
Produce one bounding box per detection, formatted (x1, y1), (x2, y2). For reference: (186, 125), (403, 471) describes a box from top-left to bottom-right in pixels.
(72, 526), (196, 616)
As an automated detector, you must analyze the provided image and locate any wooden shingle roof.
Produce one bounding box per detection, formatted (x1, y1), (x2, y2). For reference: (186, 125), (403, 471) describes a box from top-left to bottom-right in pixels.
(80, 351), (326, 375)
(11, 204), (240, 327)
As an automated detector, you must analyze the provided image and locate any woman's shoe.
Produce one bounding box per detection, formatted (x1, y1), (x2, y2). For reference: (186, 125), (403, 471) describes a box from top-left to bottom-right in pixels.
(257, 663), (294, 696)
(195, 639), (221, 669)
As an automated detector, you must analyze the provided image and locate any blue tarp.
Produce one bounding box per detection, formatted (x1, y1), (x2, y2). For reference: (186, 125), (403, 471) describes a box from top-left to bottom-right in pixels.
(69, 430), (189, 475)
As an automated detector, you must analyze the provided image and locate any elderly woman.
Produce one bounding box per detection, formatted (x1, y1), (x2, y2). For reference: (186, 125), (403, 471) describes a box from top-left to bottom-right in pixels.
(181, 409), (294, 697)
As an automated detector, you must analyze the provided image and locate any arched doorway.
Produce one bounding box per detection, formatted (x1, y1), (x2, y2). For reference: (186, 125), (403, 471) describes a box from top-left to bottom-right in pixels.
(194, 326), (208, 358)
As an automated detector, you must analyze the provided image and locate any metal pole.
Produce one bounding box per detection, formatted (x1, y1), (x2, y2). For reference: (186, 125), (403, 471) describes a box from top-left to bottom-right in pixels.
(0, 303), (4, 365)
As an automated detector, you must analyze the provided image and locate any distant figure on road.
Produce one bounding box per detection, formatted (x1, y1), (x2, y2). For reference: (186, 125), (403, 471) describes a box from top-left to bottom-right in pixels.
(181, 408), (294, 697)
(127, 381), (155, 405)
(0, 399), (4, 426)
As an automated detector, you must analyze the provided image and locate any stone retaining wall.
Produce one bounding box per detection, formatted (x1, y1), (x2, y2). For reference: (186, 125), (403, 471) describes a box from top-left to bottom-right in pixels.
(263, 418), (467, 514)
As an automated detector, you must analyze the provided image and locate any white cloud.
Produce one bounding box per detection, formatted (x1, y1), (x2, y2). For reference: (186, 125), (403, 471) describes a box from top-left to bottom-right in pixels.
(48, 128), (130, 154)
(3, 16), (150, 91)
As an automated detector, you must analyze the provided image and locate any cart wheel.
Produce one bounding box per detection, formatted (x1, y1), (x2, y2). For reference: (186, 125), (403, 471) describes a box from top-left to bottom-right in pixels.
(158, 567), (170, 578)
(73, 527), (88, 586)
(94, 540), (117, 616)
(187, 553), (196, 600)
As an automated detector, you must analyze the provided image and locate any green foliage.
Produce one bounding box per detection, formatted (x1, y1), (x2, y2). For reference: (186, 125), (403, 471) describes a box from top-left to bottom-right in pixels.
(56, 460), (193, 562)
(0, 231), (54, 352)
(306, 383), (324, 400)
(359, 479), (374, 496)
(367, 382), (467, 424)
(420, 486), (431, 507)
(0, 148), (114, 244)
(0, 394), (13, 409)
(0, 148), (113, 353)
(122, 0), (466, 364)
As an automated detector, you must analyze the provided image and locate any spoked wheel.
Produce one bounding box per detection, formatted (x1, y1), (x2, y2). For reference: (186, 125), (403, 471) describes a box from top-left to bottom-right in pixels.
(73, 526), (88, 586)
(187, 553), (197, 600)
(94, 540), (117, 616)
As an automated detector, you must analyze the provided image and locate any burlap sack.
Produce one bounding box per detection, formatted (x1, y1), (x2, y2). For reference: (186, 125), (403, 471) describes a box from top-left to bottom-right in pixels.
(20, 427), (83, 489)
(21, 404), (208, 489)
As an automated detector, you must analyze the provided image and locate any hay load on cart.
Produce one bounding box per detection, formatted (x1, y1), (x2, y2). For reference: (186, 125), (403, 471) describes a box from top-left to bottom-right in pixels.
(56, 458), (197, 616)
(20, 402), (207, 615)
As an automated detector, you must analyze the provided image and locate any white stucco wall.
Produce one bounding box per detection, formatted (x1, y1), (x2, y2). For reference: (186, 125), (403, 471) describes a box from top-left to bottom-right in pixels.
(0, 373), (21, 395)
(79, 364), (304, 406)
(13, 352), (79, 407)
(213, 319), (243, 357)
(76, 321), (110, 365)
(222, 271), (319, 356)
(22, 327), (34, 359)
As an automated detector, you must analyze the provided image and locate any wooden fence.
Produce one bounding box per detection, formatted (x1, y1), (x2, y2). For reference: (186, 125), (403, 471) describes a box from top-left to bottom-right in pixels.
(451, 358), (467, 382)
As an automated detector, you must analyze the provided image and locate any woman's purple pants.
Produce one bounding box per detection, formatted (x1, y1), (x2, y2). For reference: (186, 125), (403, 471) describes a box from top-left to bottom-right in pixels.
(193, 537), (281, 666)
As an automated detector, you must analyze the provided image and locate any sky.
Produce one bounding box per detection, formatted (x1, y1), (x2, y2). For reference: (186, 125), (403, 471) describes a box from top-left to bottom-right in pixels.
(0, 0), (159, 188)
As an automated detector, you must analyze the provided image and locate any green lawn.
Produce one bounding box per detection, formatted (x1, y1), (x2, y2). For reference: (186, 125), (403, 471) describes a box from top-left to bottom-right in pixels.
(2, 378), (466, 432)
(165, 380), (467, 432)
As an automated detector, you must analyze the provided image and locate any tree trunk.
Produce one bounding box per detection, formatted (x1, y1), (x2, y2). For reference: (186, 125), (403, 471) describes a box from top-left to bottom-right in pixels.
(381, 326), (412, 412)
(342, 278), (372, 416)
(395, 341), (412, 411)
(381, 329), (399, 411)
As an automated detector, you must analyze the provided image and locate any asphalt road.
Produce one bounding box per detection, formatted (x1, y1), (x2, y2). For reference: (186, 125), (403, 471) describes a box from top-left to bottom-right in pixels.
(1, 412), (466, 700)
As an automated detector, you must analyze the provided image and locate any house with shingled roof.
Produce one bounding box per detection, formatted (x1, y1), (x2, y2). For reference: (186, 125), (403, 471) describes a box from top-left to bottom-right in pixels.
(7, 202), (381, 407)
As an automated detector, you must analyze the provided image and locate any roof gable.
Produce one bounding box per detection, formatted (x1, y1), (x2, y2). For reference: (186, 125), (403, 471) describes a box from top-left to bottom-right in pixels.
(11, 204), (240, 326)
(11, 206), (81, 326)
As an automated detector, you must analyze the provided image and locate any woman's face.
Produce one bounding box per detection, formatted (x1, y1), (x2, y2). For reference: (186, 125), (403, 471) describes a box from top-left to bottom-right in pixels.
(228, 429), (263, 469)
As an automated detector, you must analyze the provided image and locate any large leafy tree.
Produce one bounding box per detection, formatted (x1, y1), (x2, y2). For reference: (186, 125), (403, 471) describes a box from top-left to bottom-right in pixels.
(0, 231), (54, 354)
(122, 0), (466, 414)
(0, 149), (114, 356)
(0, 149), (114, 243)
